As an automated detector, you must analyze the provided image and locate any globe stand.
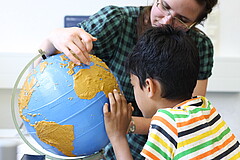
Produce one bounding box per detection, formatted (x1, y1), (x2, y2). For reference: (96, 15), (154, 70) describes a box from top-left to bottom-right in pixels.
(11, 54), (106, 160)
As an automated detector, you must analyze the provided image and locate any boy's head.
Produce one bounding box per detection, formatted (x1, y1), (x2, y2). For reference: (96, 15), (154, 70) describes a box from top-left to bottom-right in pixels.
(127, 25), (199, 103)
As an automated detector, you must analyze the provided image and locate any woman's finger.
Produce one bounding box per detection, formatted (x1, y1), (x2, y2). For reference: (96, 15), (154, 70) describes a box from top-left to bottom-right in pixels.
(71, 35), (91, 65)
(61, 47), (80, 65)
(68, 41), (90, 65)
(80, 32), (97, 52)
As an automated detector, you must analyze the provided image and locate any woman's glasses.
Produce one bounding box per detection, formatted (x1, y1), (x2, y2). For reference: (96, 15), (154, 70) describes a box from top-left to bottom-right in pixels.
(156, 0), (196, 29)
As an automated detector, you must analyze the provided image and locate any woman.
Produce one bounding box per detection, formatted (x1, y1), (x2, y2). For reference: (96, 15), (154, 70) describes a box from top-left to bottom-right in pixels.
(40, 0), (218, 159)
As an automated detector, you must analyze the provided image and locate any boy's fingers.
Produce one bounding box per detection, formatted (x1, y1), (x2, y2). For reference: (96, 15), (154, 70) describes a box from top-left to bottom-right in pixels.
(103, 103), (109, 115)
(108, 92), (116, 113)
(120, 93), (127, 103)
(113, 89), (121, 104)
(128, 103), (134, 117)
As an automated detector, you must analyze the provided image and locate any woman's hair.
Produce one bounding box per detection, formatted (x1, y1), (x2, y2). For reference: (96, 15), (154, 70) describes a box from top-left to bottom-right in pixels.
(126, 25), (200, 100)
(137, 0), (218, 35)
(137, 6), (152, 37)
(195, 0), (218, 24)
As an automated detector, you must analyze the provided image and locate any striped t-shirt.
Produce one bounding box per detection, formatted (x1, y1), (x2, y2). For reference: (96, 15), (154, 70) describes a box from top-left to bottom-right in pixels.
(141, 96), (240, 160)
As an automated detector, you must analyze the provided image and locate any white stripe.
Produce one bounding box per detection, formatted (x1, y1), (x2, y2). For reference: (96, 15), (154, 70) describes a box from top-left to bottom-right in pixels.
(177, 109), (219, 133)
(174, 106), (213, 122)
(213, 136), (239, 158)
(177, 120), (230, 154)
(178, 113), (224, 142)
(183, 131), (232, 159)
(152, 111), (177, 138)
(148, 133), (174, 158)
(226, 145), (240, 159)
(143, 143), (165, 159)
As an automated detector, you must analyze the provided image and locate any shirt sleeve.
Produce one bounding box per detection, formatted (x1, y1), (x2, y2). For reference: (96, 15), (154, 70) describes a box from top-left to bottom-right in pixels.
(188, 29), (214, 80)
(141, 109), (178, 160)
(77, 6), (126, 63)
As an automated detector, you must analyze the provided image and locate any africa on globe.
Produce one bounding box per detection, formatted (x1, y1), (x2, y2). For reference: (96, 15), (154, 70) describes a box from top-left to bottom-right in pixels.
(18, 53), (119, 157)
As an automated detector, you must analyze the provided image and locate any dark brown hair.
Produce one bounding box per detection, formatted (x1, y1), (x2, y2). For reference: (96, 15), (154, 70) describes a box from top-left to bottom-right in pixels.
(195, 0), (218, 24)
(137, 6), (152, 38)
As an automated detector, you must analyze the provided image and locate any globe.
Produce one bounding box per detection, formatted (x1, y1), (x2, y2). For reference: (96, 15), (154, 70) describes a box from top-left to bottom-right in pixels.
(17, 53), (119, 157)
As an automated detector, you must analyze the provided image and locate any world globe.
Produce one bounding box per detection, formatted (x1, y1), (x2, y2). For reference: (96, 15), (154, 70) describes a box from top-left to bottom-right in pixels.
(17, 53), (119, 157)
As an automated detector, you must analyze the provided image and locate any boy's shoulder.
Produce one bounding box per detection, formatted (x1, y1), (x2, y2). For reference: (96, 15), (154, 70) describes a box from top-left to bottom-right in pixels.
(148, 98), (240, 159)
(154, 96), (214, 122)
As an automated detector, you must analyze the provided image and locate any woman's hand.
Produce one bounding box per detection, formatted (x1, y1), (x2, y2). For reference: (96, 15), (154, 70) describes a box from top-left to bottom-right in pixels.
(42, 27), (97, 65)
(103, 89), (133, 141)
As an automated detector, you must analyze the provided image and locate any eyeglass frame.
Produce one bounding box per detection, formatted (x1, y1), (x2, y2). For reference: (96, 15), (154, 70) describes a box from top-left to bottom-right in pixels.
(156, 0), (196, 30)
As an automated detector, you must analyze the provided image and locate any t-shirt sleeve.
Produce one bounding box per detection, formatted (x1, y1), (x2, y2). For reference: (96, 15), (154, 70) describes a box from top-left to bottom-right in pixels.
(141, 109), (178, 160)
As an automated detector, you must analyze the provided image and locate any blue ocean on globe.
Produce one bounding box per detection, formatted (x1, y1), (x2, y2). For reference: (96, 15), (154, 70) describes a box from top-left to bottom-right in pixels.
(18, 53), (119, 157)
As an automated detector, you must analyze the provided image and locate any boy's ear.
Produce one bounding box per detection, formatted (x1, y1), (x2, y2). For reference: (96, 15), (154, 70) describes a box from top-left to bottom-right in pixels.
(145, 78), (156, 98)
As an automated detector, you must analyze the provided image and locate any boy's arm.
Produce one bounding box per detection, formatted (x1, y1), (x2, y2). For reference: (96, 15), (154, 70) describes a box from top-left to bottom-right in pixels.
(110, 135), (133, 160)
(103, 89), (133, 160)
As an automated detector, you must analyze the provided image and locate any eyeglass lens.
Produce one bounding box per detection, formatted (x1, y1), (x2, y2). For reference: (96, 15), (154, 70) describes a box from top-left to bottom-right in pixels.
(156, 0), (195, 29)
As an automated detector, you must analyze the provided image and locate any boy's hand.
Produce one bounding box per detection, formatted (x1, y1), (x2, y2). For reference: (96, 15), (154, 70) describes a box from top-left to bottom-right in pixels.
(103, 89), (133, 141)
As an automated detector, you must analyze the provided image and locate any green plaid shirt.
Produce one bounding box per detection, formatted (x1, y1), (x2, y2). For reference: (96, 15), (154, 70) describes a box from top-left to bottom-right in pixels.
(78, 5), (214, 160)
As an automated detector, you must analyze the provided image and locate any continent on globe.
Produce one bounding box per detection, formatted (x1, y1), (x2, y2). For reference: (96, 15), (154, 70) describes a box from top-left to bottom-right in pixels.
(18, 53), (120, 157)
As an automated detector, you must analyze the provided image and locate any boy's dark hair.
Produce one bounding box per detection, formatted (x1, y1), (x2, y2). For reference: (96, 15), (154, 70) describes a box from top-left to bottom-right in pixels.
(127, 25), (200, 100)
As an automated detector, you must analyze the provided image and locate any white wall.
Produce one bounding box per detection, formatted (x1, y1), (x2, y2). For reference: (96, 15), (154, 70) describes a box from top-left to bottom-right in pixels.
(219, 0), (240, 56)
(0, 0), (148, 54)
(1, 0), (240, 57)
(0, 89), (15, 129)
(206, 92), (240, 140)
(0, 0), (240, 142)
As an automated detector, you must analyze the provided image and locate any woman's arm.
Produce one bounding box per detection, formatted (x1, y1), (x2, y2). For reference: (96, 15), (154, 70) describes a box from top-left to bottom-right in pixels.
(193, 79), (208, 97)
(132, 117), (151, 135)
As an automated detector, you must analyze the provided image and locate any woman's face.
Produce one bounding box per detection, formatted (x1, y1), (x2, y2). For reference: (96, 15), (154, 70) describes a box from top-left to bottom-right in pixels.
(150, 0), (204, 30)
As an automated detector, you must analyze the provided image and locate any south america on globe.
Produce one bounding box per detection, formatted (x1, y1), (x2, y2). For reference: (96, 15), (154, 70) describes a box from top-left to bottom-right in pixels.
(18, 53), (120, 157)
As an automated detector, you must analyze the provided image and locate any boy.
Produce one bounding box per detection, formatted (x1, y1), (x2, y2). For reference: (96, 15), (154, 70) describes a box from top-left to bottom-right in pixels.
(103, 26), (240, 160)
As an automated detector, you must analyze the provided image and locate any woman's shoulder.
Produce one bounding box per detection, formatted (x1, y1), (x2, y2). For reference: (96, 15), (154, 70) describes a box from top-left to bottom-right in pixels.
(187, 27), (212, 44)
(82, 5), (141, 32)
(98, 5), (141, 17)
(83, 5), (141, 25)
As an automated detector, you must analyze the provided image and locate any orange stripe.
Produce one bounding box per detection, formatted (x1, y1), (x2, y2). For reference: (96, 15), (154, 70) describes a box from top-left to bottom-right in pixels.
(152, 116), (178, 136)
(177, 107), (216, 127)
(189, 134), (236, 160)
(142, 149), (160, 160)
